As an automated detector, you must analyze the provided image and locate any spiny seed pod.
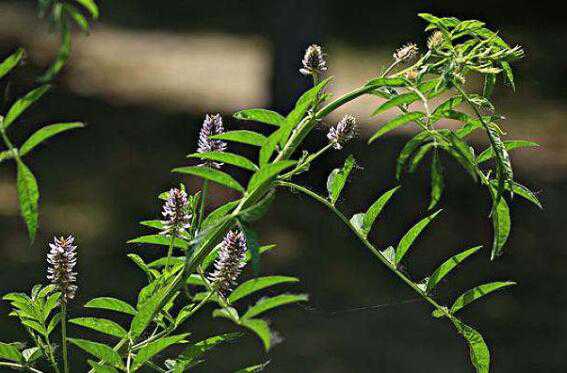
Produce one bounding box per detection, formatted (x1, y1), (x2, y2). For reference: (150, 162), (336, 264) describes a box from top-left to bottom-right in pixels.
(208, 230), (247, 296)
(47, 236), (78, 303)
(300, 44), (327, 76)
(427, 31), (444, 50)
(327, 114), (357, 150)
(197, 114), (227, 168)
(393, 43), (419, 62)
(161, 187), (191, 236)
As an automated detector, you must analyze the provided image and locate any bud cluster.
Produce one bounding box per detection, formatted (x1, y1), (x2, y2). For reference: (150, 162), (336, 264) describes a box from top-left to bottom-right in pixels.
(47, 236), (78, 303)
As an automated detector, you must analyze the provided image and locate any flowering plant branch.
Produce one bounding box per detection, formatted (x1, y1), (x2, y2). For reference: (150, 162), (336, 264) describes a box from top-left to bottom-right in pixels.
(0, 12), (541, 373)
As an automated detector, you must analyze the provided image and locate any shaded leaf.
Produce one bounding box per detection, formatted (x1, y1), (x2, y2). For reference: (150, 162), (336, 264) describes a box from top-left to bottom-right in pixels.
(476, 140), (539, 164)
(356, 186), (400, 237)
(179, 333), (241, 364)
(428, 150), (444, 209)
(259, 129), (283, 166)
(132, 334), (189, 370)
(371, 92), (420, 116)
(240, 318), (272, 351)
(489, 185), (511, 260)
(396, 131), (430, 179)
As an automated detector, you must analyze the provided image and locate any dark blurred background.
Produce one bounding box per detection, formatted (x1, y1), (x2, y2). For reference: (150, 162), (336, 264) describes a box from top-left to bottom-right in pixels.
(0, 1), (565, 372)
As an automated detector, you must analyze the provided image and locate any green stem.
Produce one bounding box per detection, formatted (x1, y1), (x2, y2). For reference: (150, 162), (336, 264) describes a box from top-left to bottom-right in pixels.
(0, 362), (45, 373)
(61, 302), (69, 373)
(165, 234), (176, 274)
(276, 181), (452, 318)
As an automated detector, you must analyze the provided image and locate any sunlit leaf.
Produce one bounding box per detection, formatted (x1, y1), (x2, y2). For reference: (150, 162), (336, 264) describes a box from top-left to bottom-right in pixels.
(84, 297), (137, 316)
(450, 281), (516, 314)
(395, 209), (442, 265)
(210, 130), (267, 147)
(188, 151), (258, 171)
(451, 319), (490, 373)
(371, 92), (420, 116)
(327, 155), (355, 205)
(132, 334), (189, 370)
(247, 161), (295, 193)
(128, 235), (189, 250)
(2, 85), (50, 130)
(173, 166), (244, 192)
(0, 342), (22, 362)
(476, 140), (539, 164)
(178, 333), (241, 364)
(352, 186), (400, 237)
(0, 48), (24, 80)
(19, 122), (84, 156)
(428, 150), (444, 209)
(229, 276), (299, 303)
(396, 132), (430, 179)
(68, 338), (123, 368)
(489, 185), (511, 259)
(75, 0), (99, 18)
(259, 129), (283, 166)
(426, 246), (482, 293)
(16, 161), (39, 243)
(240, 318), (272, 351)
(369, 112), (425, 143)
(243, 294), (308, 319)
(234, 109), (286, 127)
(235, 362), (271, 373)
(69, 317), (128, 338)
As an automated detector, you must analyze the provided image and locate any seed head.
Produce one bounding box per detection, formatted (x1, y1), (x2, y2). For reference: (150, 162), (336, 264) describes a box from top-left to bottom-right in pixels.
(197, 114), (227, 168)
(394, 43), (419, 62)
(327, 115), (357, 150)
(161, 187), (192, 236)
(300, 44), (327, 76)
(47, 236), (78, 303)
(404, 69), (419, 81)
(208, 230), (247, 297)
(427, 31), (444, 50)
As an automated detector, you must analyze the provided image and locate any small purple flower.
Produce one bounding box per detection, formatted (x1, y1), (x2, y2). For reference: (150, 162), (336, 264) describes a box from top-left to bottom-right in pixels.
(327, 114), (357, 150)
(208, 230), (247, 296)
(300, 44), (327, 76)
(47, 236), (78, 303)
(161, 187), (192, 236)
(197, 114), (227, 168)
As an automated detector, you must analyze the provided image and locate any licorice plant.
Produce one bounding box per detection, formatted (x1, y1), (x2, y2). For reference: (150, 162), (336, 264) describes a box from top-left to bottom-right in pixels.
(0, 11), (541, 373)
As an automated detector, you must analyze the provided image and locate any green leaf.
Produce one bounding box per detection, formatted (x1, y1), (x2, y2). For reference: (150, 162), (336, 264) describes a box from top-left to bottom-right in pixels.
(22, 347), (42, 363)
(130, 289), (167, 340)
(75, 0), (99, 18)
(19, 122), (84, 156)
(228, 276), (299, 303)
(139, 220), (164, 230)
(202, 200), (239, 227)
(0, 48), (24, 80)
(235, 362), (271, 373)
(350, 213), (365, 235)
(482, 74), (496, 98)
(179, 333), (241, 364)
(445, 132), (478, 181)
(396, 132), (430, 179)
(2, 85), (50, 130)
(247, 160), (296, 193)
(173, 166), (244, 192)
(188, 152), (258, 171)
(259, 129), (283, 166)
(132, 334), (189, 370)
(210, 130), (267, 147)
(355, 186), (400, 237)
(395, 209), (442, 265)
(426, 246), (482, 293)
(364, 77), (408, 88)
(84, 297), (137, 316)
(450, 281), (516, 314)
(87, 361), (119, 373)
(500, 61), (515, 90)
(38, 15), (69, 82)
(476, 140), (539, 164)
(489, 186), (511, 260)
(409, 142), (434, 173)
(368, 112), (425, 143)
(371, 92), (420, 116)
(69, 317), (128, 338)
(240, 318), (272, 351)
(128, 235), (189, 250)
(234, 109), (285, 127)
(327, 155), (355, 205)
(68, 338), (123, 368)
(428, 150), (444, 209)
(243, 294), (308, 319)
(0, 342), (23, 362)
(16, 161), (39, 243)
(501, 181), (542, 209)
(451, 319), (490, 373)
(65, 4), (90, 32)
